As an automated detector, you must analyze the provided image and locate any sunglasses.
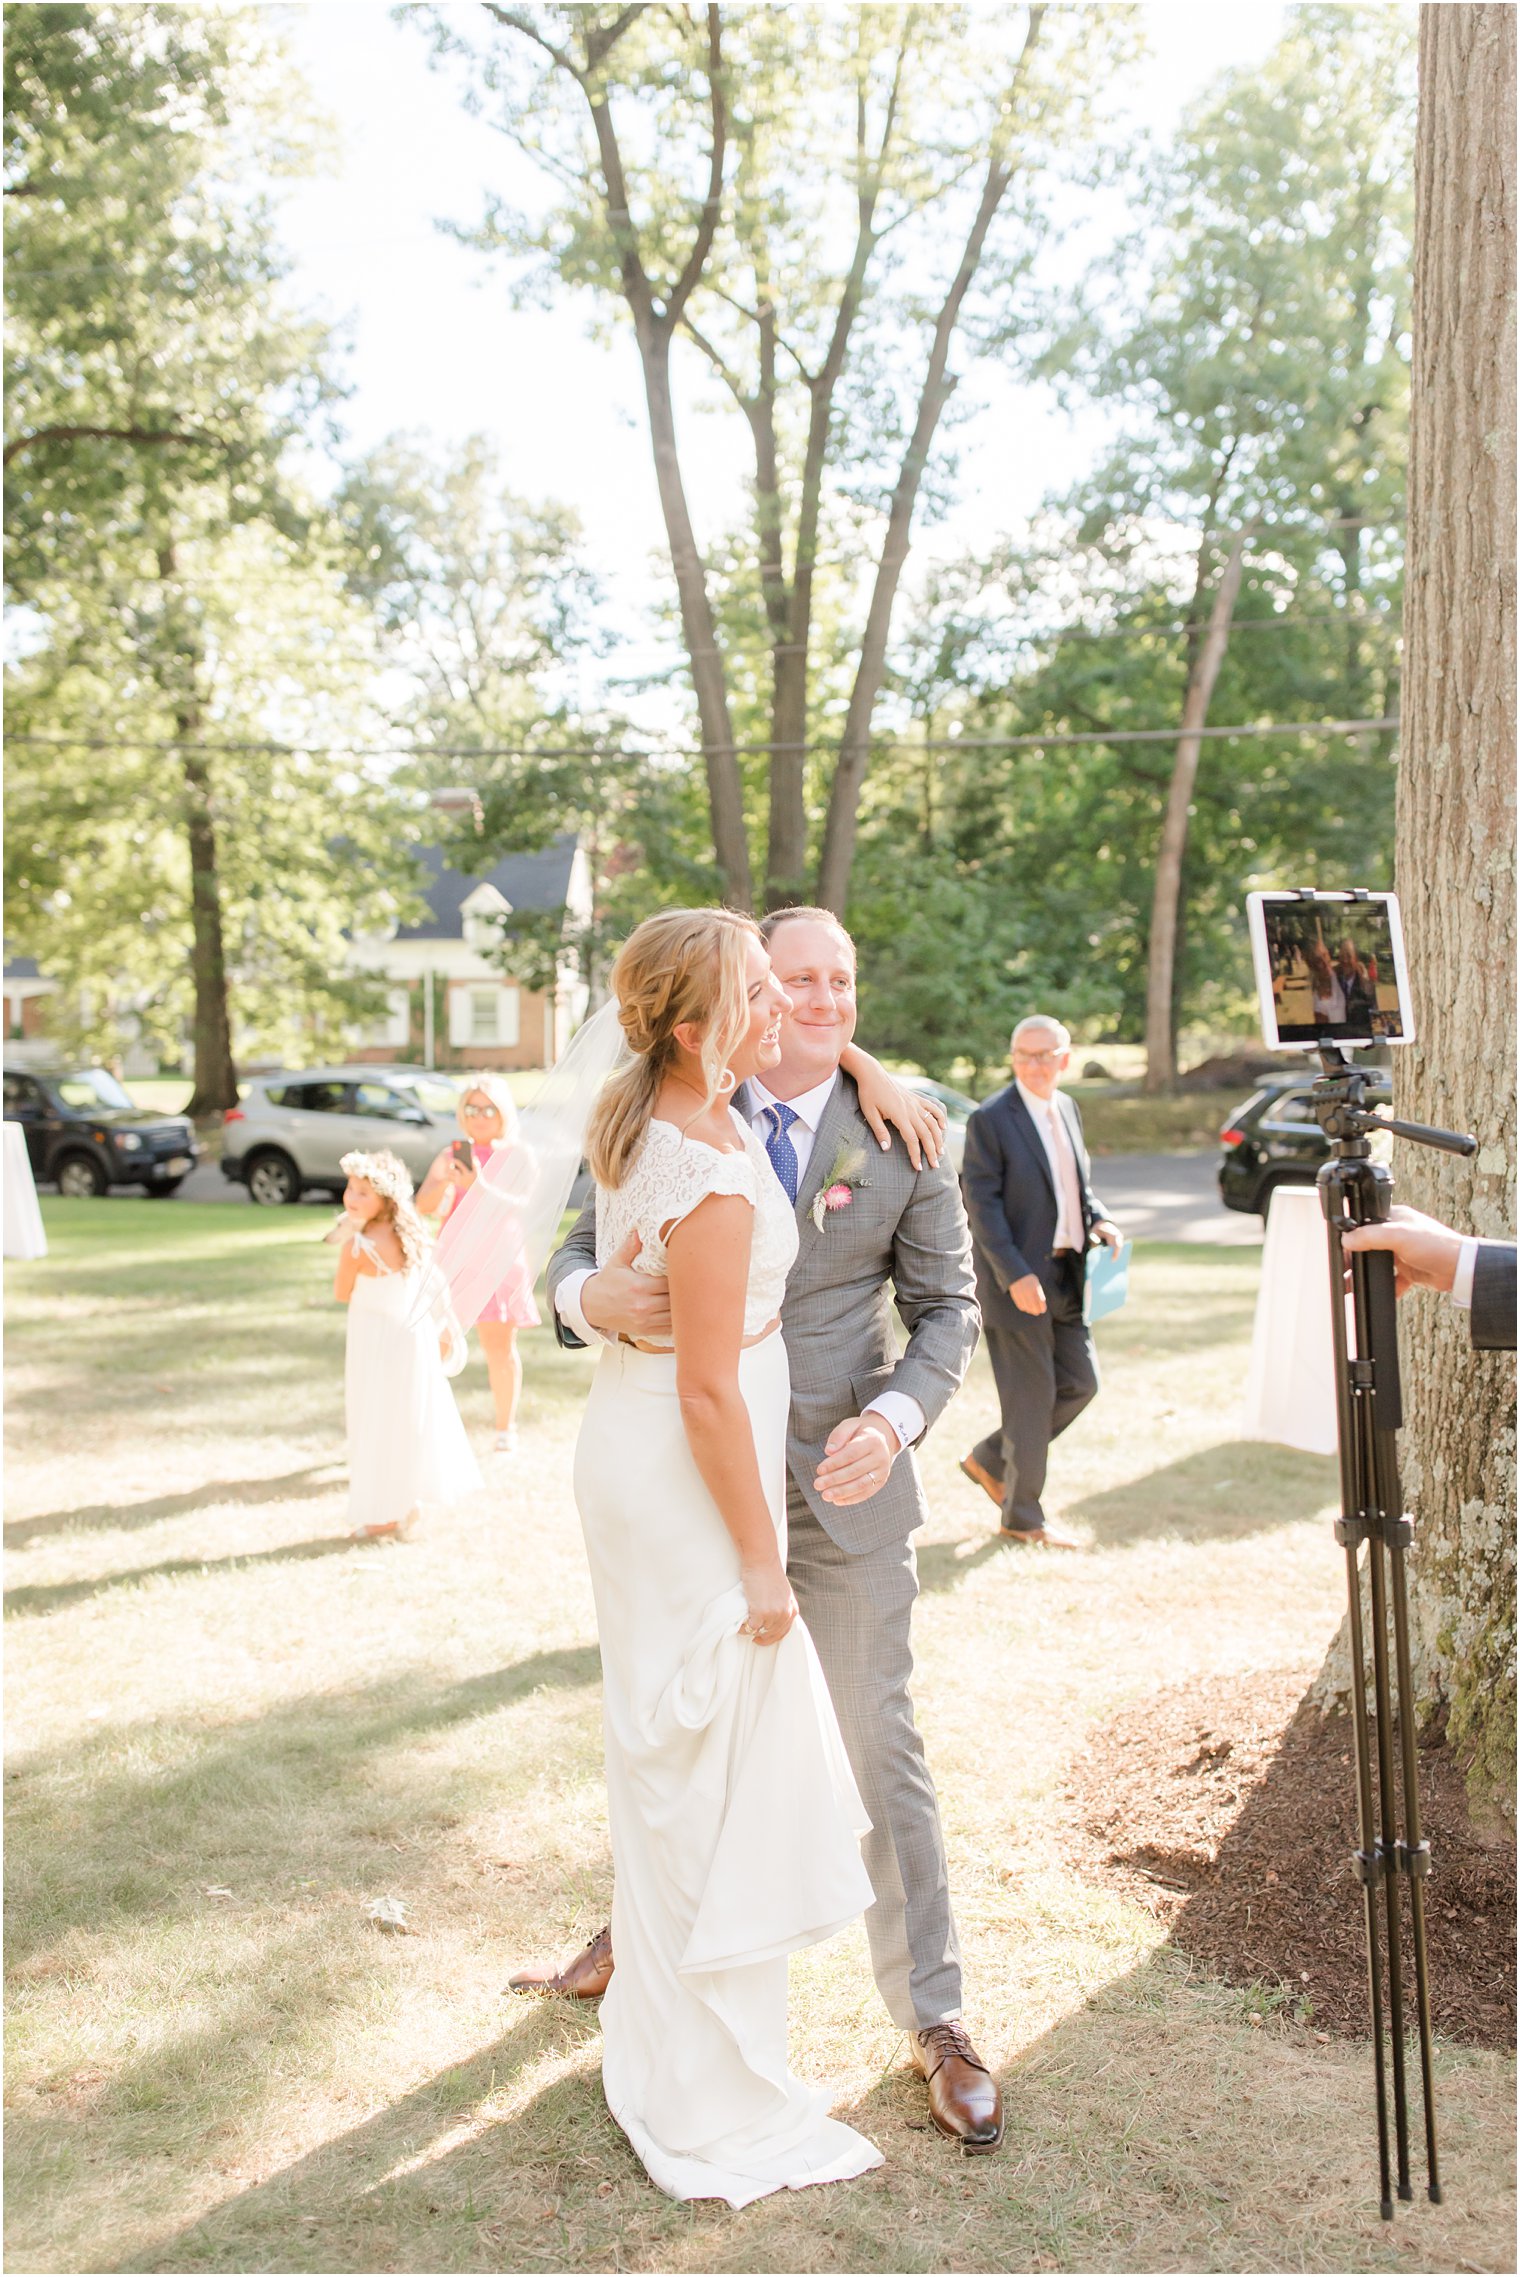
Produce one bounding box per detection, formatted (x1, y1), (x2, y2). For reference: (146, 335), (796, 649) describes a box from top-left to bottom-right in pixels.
(460, 1101), (499, 1118)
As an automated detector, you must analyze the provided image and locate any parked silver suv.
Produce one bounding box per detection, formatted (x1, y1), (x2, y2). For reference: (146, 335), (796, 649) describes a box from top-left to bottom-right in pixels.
(222, 1066), (463, 1206)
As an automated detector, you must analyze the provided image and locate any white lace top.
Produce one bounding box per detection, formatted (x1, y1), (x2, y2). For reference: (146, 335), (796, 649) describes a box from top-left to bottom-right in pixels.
(596, 1111), (798, 1339)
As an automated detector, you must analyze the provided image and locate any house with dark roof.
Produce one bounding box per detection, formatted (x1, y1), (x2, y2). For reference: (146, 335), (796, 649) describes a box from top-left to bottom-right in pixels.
(347, 827), (591, 1072)
(3, 950), (62, 1066)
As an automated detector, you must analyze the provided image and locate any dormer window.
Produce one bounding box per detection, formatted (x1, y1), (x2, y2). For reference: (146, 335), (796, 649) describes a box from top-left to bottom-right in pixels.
(461, 881), (511, 957)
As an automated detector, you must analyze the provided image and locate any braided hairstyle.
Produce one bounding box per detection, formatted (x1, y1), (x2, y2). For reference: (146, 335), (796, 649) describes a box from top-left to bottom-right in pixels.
(586, 908), (761, 1189)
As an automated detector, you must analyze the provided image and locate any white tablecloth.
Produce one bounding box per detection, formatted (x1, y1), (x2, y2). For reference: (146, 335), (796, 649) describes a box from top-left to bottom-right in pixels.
(3, 1118), (47, 1260)
(1241, 1184), (1339, 1456)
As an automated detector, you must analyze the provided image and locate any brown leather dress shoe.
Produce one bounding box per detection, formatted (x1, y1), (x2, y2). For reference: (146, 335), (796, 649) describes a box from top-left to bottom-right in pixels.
(909, 2021), (1003, 2151)
(960, 1454), (1005, 1509)
(998, 1520), (1081, 1550)
(507, 1925), (614, 2000)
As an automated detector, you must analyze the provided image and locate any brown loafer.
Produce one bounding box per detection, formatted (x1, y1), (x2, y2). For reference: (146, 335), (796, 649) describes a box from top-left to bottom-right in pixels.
(998, 1520), (1081, 1551)
(508, 1924), (614, 2000)
(960, 1454), (1005, 1509)
(909, 2021), (1003, 2151)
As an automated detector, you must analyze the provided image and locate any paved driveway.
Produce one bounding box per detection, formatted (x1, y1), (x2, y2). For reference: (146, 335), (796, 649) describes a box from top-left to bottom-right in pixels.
(1087, 1151), (1261, 1246)
(176, 1147), (1260, 1244)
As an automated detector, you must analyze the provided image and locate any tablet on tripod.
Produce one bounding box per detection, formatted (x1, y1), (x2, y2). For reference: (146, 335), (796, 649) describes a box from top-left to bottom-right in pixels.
(1247, 889), (1415, 1050)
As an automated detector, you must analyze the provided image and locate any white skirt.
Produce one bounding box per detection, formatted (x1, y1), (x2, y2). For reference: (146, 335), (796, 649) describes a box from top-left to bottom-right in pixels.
(344, 1270), (481, 1531)
(574, 1332), (882, 2208)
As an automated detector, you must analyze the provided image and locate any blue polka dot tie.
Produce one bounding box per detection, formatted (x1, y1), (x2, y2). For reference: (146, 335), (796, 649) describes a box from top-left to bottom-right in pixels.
(762, 1102), (799, 1203)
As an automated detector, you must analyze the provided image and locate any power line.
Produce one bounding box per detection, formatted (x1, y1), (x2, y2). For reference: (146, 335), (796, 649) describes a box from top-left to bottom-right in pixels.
(7, 716), (1399, 761)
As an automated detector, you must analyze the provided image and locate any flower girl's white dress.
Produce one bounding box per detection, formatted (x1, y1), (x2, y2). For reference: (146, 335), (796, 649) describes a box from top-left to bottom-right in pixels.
(344, 1232), (481, 1532)
(574, 1111), (882, 2207)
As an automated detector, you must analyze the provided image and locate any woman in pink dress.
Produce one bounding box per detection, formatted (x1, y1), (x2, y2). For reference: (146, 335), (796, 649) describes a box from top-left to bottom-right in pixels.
(417, 1072), (540, 1451)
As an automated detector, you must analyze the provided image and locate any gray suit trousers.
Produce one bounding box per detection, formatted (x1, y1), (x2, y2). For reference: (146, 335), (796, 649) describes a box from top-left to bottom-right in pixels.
(785, 1479), (962, 2030)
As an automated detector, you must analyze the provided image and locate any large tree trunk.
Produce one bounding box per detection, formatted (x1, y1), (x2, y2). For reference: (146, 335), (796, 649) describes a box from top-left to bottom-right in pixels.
(1141, 522), (1253, 1094)
(1316, 4), (1516, 1822)
(636, 329), (754, 909)
(181, 742), (238, 1117)
(157, 542), (237, 1116)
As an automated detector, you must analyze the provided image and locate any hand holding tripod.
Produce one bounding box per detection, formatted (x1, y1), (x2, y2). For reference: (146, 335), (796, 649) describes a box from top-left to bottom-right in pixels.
(1311, 1044), (1477, 2218)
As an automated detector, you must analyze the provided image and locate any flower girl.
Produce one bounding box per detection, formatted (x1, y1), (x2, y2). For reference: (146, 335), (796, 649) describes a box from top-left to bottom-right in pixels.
(332, 1150), (481, 1539)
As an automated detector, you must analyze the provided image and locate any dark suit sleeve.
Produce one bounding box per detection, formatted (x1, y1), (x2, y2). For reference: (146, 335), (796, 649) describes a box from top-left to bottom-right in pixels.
(881, 1154), (980, 1433)
(962, 1104), (1032, 1292)
(1066, 1096), (1108, 1234)
(1471, 1240), (1517, 1352)
(544, 1193), (599, 1351)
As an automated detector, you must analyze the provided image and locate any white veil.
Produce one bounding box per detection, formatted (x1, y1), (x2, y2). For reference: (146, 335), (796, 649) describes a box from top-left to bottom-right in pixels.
(411, 999), (627, 1334)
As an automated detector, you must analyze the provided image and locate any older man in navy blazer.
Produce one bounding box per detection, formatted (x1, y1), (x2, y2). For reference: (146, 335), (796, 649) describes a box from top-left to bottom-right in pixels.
(960, 1015), (1122, 1547)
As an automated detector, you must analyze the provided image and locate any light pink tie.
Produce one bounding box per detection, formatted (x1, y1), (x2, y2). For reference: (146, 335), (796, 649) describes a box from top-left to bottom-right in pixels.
(1046, 1101), (1084, 1253)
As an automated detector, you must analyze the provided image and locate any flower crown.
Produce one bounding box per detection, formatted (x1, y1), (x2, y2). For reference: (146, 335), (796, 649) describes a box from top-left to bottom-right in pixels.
(339, 1149), (416, 1206)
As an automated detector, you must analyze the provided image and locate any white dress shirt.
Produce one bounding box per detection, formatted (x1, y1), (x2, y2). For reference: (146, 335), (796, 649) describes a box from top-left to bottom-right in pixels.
(1449, 1236), (1479, 1309)
(555, 1066), (925, 1456)
(1015, 1078), (1086, 1253)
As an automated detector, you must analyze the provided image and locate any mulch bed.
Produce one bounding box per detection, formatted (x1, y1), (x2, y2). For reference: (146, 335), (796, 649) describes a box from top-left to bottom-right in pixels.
(1061, 1669), (1515, 2050)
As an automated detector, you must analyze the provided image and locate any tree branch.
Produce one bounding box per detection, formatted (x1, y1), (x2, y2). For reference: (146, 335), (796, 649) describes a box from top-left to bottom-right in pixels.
(483, 3), (581, 78)
(662, 4), (727, 328)
(3, 423), (212, 469)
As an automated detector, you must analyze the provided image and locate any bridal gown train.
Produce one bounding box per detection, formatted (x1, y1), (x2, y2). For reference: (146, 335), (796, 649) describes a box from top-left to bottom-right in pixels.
(573, 1113), (883, 2207)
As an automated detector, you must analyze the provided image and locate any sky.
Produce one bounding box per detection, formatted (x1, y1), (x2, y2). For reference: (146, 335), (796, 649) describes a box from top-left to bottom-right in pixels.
(271, 1), (1292, 674)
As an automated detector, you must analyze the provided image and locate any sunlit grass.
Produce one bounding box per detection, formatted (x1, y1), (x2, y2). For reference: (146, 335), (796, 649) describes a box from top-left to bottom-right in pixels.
(5, 1204), (1514, 2272)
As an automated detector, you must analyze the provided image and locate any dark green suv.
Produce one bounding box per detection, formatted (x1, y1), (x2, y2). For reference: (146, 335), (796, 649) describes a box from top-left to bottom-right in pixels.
(1217, 1071), (1393, 1218)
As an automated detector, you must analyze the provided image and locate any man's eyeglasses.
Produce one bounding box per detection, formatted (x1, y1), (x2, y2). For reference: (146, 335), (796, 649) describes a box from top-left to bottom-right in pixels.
(1014, 1048), (1063, 1065)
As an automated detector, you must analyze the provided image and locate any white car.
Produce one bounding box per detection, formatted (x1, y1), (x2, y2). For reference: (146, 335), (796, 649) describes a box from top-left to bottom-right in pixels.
(221, 1065), (463, 1206)
(898, 1075), (980, 1174)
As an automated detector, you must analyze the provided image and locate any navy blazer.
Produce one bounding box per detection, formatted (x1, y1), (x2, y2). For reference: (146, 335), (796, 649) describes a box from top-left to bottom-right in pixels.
(961, 1082), (1107, 1332)
(1472, 1240), (1517, 1352)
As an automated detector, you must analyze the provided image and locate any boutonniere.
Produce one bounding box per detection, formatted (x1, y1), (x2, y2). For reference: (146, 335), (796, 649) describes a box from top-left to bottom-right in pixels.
(810, 1142), (870, 1230)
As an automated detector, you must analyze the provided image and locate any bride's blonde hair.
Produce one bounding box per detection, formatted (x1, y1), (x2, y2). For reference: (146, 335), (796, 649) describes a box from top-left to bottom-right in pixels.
(587, 908), (761, 1189)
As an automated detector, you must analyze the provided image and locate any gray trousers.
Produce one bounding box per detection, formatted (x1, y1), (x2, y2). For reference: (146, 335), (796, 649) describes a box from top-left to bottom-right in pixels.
(785, 1482), (962, 2030)
(971, 1255), (1098, 1532)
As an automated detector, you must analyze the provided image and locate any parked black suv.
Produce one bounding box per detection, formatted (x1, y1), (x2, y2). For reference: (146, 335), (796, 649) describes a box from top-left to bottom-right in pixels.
(1217, 1071), (1392, 1217)
(3, 1066), (200, 1196)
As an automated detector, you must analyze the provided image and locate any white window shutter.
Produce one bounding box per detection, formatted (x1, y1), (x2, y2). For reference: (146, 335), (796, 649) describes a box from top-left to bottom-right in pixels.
(447, 985), (473, 1047)
(384, 988), (409, 1046)
(499, 986), (521, 1046)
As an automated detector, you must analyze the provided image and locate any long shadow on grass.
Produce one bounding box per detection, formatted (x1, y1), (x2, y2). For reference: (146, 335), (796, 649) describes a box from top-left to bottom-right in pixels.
(4, 1530), (369, 1620)
(5, 1465), (346, 1549)
(122, 1950), (1412, 2277)
(5, 1647), (603, 1969)
(917, 1536), (1005, 1595)
(1069, 1441), (1336, 1547)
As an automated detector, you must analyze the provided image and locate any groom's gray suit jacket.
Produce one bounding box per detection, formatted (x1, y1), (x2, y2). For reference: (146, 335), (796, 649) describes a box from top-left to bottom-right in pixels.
(546, 1072), (980, 1554)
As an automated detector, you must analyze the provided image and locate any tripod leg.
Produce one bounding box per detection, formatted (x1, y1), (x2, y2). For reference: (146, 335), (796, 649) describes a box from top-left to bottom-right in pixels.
(1388, 1542), (1443, 2202)
(1343, 1537), (1394, 2221)
(1364, 1531), (1413, 2201)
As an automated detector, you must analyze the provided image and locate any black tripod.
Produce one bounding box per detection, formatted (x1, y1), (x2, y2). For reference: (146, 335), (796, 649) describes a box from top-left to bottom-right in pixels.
(1311, 1045), (1477, 2217)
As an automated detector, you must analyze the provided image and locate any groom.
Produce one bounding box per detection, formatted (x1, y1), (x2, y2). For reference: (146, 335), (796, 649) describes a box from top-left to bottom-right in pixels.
(522, 908), (999, 2151)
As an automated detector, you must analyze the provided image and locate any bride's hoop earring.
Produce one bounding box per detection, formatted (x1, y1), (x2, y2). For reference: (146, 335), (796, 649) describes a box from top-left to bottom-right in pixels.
(716, 1069), (737, 1096)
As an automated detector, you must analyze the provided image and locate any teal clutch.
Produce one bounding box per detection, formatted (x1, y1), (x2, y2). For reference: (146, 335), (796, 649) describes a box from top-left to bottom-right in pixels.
(1084, 1239), (1132, 1325)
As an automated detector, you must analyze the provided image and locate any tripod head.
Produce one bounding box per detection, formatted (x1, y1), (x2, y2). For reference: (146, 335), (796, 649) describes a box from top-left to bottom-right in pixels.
(1311, 1046), (1479, 1164)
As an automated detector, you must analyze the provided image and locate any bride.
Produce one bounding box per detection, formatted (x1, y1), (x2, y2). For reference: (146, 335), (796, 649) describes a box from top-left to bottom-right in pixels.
(573, 907), (882, 2206)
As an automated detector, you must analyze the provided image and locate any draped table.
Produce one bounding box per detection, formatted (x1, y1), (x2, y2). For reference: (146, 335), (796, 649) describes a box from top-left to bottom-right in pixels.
(3, 1118), (48, 1260)
(1241, 1183), (1339, 1457)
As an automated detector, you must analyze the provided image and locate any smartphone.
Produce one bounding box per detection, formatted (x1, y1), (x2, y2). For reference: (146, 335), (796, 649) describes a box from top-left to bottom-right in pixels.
(1247, 890), (1415, 1050)
(451, 1138), (476, 1171)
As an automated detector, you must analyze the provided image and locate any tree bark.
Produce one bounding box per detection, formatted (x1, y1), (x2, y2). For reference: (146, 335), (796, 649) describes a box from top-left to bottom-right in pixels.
(1314, 3), (1516, 1823)
(1141, 522), (1254, 1093)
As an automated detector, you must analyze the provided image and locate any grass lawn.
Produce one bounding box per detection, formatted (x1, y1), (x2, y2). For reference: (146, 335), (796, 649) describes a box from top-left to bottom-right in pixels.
(5, 1203), (1514, 2274)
